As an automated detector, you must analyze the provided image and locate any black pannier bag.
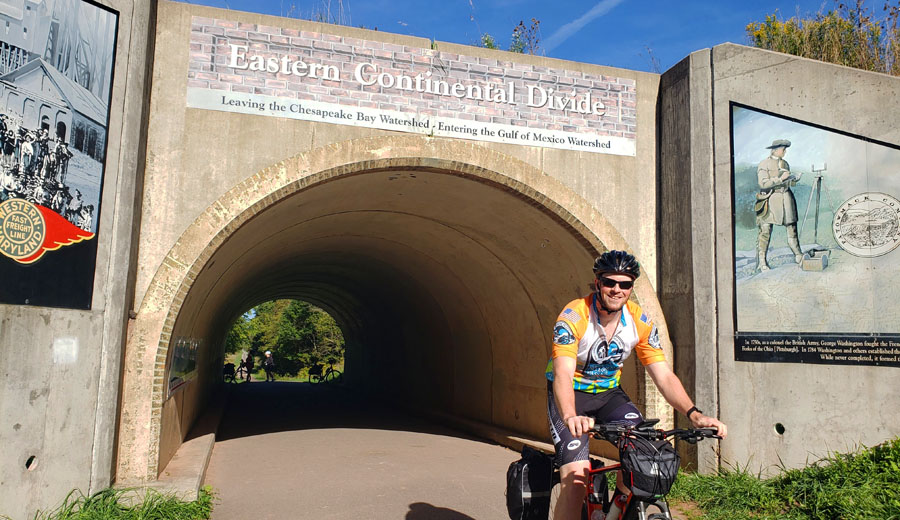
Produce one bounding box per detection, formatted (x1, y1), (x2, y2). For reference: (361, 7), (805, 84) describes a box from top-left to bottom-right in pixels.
(619, 436), (680, 498)
(505, 445), (554, 520)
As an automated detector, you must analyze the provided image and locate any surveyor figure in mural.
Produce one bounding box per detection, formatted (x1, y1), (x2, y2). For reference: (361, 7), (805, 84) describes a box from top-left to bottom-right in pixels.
(755, 139), (804, 270)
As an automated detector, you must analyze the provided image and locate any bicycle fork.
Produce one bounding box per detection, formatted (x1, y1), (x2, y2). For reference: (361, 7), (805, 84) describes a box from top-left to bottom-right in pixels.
(633, 498), (672, 520)
(591, 493), (673, 520)
(620, 497), (673, 520)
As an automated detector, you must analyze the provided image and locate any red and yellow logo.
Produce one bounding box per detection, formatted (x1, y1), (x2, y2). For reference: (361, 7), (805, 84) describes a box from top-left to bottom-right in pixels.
(0, 199), (94, 264)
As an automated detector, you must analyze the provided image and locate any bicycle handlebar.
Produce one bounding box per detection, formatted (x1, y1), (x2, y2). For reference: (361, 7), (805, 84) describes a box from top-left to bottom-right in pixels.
(589, 421), (721, 445)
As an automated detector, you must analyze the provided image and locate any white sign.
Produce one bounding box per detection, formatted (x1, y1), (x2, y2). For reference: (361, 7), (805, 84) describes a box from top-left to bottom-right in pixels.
(187, 88), (632, 154)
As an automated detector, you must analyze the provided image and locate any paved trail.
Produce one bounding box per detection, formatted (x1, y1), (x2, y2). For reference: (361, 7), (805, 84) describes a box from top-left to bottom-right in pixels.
(204, 381), (520, 519)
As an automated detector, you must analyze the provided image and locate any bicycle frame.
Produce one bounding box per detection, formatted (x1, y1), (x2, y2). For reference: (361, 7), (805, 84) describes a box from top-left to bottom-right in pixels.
(564, 422), (719, 520)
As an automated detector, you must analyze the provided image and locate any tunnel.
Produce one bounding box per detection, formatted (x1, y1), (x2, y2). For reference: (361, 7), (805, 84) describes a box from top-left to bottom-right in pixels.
(117, 139), (669, 480)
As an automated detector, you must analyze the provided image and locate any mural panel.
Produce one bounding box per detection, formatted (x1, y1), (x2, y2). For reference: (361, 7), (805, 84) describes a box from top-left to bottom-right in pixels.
(0, 0), (118, 309)
(731, 103), (900, 367)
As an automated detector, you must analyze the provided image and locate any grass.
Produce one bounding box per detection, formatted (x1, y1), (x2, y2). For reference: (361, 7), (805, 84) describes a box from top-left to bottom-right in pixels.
(9, 487), (215, 520)
(668, 437), (900, 520)
(226, 353), (344, 383)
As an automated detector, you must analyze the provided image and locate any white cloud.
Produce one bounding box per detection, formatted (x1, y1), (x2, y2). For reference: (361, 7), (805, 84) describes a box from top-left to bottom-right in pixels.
(543, 0), (627, 52)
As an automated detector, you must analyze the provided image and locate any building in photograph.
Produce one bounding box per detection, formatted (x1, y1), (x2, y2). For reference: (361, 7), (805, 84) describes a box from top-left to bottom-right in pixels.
(0, 57), (107, 158)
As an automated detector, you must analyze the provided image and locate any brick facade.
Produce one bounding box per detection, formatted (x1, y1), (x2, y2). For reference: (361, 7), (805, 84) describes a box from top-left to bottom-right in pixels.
(187, 17), (637, 142)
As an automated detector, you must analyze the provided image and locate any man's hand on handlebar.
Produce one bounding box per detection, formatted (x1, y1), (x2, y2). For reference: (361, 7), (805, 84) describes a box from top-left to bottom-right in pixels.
(564, 415), (595, 437)
(689, 412), (728, 439)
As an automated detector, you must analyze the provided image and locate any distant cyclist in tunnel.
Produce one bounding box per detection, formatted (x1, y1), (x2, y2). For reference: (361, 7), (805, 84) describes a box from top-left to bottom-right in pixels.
(546, 250), (727, 520)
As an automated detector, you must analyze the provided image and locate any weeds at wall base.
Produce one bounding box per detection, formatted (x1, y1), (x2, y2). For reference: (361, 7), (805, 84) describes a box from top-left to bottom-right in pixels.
(3, 486), (215, 520)
(669, 437), (900, 520)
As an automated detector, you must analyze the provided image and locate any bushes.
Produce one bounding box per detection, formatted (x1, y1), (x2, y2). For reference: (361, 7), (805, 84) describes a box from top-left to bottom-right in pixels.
(746, 1), (900, 75)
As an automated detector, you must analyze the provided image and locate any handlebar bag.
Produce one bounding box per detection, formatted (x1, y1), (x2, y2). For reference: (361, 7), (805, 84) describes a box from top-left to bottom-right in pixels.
(619, 436), (680, 498)
(505, 446), (554, 520)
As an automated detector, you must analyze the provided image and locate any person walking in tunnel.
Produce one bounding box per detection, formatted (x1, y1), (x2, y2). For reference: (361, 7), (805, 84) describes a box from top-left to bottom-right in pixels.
(546, 250), (727, 520)
(263, 350), (276, 382)
(243, 350), (254, 382)
(755, 139), (804, 270)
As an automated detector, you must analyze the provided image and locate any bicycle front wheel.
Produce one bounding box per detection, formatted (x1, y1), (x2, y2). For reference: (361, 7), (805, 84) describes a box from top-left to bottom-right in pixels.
(325, 369), (342, 383)
(622, 498), (672, 520)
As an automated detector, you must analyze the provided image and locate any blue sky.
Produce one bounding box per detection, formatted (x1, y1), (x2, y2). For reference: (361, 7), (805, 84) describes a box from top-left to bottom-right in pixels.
(178, 0), (842, 72)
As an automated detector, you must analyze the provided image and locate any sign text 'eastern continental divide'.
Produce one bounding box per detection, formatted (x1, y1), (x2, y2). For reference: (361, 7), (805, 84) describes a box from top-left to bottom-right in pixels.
(186, 17), (637, 156)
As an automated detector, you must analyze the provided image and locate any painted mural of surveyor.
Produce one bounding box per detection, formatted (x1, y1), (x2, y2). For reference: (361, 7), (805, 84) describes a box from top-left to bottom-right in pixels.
(754, 139), (804, 270)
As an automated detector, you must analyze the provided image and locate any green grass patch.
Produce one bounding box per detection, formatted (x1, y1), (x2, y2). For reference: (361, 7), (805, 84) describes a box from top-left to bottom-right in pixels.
(12, 486), (214, 520)
(669, 437), (900, 520)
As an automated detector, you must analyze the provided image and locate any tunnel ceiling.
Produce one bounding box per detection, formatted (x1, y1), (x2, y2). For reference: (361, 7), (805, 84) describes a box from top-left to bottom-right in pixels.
(172, 167), (599, 368)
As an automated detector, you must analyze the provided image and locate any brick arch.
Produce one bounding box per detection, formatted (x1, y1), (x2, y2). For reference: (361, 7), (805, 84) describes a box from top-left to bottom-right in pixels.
(116, 134), (672, 481)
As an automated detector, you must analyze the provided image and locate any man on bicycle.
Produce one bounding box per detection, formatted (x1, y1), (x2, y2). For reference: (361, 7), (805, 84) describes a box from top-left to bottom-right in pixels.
(547, 250), (727, 520)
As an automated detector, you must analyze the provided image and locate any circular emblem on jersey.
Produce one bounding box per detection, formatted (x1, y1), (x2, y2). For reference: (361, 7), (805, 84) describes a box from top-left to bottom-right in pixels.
(832, 192), (900, 257)
(553, 322), (576, 345)
(624, 412), (640, 420)
(648, 326), (661, 350)
(0, 199), (45, 261)
(566, 440), (582, 451)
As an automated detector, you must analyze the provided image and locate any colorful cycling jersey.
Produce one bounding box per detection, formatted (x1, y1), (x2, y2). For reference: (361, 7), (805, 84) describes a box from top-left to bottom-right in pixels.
(544, 294), (665, 393)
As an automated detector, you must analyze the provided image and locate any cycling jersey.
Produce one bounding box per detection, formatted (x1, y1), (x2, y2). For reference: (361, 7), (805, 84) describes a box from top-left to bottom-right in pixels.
(544, 294), (665, 393)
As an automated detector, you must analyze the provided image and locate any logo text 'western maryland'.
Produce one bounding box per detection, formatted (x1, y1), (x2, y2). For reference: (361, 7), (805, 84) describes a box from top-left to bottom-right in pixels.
(0, 199), (93, 264)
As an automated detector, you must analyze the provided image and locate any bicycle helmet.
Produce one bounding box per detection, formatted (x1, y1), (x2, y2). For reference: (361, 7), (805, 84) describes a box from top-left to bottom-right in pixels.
(593, 250), (640, 279)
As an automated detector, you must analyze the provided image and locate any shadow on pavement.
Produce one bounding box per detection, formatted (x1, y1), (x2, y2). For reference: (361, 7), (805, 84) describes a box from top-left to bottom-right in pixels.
(213, 380), (492, 445)
(405, 502), (476, 519)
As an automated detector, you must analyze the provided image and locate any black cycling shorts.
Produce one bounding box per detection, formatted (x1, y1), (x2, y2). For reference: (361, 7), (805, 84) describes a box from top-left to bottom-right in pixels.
(547, 382), (644, 467)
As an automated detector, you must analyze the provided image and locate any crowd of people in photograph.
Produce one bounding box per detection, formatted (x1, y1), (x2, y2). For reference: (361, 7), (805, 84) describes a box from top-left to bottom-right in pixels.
(0, 113), (94, 231)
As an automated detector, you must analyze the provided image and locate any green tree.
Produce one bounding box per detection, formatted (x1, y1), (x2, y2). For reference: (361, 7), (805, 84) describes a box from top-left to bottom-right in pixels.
(223, 311), (252, 354)
(224, 299), (345, 376)
(747, 0), (900, 75)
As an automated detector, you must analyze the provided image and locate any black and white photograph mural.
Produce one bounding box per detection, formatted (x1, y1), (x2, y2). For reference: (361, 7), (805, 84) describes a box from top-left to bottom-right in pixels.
(731, 103), (900, 367)
(0, 0), (117, 309)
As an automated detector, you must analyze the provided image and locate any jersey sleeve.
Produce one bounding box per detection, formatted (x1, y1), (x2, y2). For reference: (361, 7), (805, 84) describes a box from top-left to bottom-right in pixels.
(550, 298), (589, 359)
(628, 301), (667, 366)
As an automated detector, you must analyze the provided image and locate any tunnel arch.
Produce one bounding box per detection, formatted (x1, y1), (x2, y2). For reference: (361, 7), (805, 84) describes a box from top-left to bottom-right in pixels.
(117, 135), (674, 482)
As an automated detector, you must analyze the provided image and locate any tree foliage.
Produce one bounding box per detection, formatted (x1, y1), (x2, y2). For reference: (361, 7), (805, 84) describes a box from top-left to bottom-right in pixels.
(747, 0), (900, 76)
(224, 299), (344, 376)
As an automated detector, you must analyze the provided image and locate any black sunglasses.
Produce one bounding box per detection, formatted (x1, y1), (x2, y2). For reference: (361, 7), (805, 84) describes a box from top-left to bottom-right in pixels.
(598, 277), (634, 290)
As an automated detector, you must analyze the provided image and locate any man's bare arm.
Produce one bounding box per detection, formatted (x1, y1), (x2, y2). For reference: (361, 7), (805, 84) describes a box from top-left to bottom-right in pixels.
(552, 356), (594, 437)
(645, 361), (728, 438)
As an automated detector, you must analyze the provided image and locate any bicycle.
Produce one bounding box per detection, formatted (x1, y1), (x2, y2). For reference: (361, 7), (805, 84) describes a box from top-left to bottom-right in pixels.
(235, 361), (248, 381)
(307, 363), (342, 384)
(223, 362), (237, 383)
(549, 419), (720, 520)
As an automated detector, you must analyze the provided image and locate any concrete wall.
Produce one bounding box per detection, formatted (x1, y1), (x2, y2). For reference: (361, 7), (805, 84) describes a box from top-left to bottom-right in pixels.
(0, 0), (155, 517)
(115, 1), (674, 482)
(657, 50), (720, 472)
(659, 43), (900, 474)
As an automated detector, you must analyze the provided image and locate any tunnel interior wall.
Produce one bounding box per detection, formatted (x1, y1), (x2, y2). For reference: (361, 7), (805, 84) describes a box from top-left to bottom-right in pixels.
(659, 43), (900, 474)
(0, 0), (154, 517)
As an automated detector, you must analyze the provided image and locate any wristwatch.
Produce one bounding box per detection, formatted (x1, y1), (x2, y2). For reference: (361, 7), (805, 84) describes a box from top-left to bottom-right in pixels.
(686, 406), (702, 419)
